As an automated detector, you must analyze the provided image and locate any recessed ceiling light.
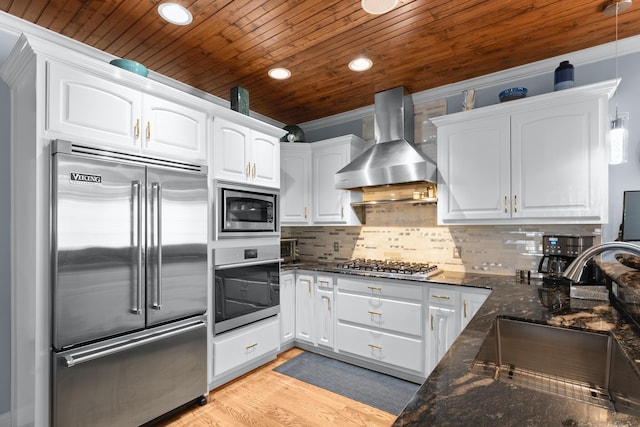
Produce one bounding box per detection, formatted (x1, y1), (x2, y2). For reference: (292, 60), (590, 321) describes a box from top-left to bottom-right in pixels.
(268, 67), (291, 80)
(158, 3), (193, 25)
(349, 57), (373, 72)
(361, 0), (398, 15)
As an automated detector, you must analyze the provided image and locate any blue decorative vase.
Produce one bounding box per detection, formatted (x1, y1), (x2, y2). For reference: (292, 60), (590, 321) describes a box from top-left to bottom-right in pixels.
(554, 60), (574, 91)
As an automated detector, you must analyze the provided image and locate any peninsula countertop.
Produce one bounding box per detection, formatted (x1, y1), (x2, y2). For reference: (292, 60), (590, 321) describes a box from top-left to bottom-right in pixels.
(284, 262), (640, 426)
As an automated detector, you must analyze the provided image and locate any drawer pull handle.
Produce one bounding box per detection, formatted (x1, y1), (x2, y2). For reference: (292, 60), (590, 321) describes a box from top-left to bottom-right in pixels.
(464, 300), (468, 318)
(252, 162), (256, 178)
(318, 280), (330, 286)
(431, 314), (434, 331)
(368, 311), (382, 316)
(432, 294), (450, 300)
(368, 286), (382, 292)
(246, 343), (258, 350)
(304, 207), (307, 219)
(368, 344), (382, 350)
(246, 162), (251, 177)
(504, 195), (508, 213)
(513, 195), (518, 213)
(146, 121), (151, 140)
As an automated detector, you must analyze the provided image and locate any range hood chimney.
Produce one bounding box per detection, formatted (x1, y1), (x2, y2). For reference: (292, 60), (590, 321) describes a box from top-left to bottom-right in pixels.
(335, 87), (437, 190)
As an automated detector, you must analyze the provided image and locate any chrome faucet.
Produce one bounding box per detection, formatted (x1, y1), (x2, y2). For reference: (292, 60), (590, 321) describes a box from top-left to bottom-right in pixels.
(562, 241), (640, 282)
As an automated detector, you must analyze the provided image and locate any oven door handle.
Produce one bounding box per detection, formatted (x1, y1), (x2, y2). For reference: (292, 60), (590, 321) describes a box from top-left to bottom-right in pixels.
(215, 258), (283, 270)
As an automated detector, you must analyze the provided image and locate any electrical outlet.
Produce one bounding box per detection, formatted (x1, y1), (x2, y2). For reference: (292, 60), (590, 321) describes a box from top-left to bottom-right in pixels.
(333, 242), (339, 252)
(453, 246), (462, 258)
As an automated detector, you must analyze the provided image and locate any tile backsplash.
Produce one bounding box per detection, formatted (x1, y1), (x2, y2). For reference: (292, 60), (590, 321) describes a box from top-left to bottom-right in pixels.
(282, 204), (601, 276)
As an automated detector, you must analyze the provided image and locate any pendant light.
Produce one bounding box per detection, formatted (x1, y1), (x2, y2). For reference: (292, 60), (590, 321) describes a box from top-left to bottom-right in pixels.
(603, 0), (632, 164)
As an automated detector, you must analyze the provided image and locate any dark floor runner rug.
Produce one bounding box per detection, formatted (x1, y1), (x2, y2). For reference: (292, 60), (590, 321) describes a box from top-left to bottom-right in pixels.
(274, 351), (420, 415)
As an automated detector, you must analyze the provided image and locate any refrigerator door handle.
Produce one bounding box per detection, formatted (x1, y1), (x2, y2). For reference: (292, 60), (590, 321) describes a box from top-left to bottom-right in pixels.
(63, 320), (206, 368)
(152, 182), (163, 310)
(131, 180), (143, 315)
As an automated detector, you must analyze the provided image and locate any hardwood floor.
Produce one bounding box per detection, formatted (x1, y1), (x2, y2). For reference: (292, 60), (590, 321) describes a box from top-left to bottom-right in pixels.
(154, 348), (396, 426)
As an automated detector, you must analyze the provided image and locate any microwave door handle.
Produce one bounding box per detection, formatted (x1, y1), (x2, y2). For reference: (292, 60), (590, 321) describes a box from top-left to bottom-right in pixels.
(215, 258), (283, 270)
(152, 182), (162, 310)
(131, 181), (143, 315)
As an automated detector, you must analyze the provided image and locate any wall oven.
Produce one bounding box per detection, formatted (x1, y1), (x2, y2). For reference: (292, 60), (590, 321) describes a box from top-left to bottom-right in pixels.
(213, 244), (281, 335)
(215, 181), (278, 238)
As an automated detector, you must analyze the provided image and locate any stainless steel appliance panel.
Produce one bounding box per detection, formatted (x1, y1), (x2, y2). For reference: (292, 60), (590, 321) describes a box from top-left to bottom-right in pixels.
(215, 181), (279, 238)
(213, 244), (280, 334)
(145, 167), (208, 326)
(52, 318), (207, 427)
(52, 153), (147, 349)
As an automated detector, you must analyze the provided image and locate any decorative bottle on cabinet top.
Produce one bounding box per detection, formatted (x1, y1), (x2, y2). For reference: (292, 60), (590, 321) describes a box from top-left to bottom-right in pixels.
(554, 60), (574, 91)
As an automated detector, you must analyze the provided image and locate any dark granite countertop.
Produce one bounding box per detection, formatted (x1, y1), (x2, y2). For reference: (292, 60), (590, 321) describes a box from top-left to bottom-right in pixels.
(284, 261), (640, 426)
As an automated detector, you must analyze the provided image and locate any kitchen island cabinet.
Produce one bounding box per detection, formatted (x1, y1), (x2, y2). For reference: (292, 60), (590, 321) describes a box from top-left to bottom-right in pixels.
(433, 79), (617, 225)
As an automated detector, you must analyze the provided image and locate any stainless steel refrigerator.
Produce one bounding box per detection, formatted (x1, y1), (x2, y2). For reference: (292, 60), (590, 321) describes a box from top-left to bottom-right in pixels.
(50, 141), (208, 427)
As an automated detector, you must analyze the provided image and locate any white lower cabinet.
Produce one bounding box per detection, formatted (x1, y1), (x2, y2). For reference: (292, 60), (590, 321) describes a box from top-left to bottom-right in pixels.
(295, 274), (315, 343)
(212, 316), (279, 380)
(336, 323), (423, 372)
(336, 277), (424, 375)
(279, 272), (296, 345)
(283, 272), (490, 382)
(426, 305), (458, 376)
(460, 288), (490, 330)
(315, 276), (335, 349)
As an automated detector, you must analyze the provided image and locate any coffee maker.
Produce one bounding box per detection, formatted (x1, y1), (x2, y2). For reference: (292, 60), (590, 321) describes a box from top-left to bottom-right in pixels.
(538, 235), (596, 286)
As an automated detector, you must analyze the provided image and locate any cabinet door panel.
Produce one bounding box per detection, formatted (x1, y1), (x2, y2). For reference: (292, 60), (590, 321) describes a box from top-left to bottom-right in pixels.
(312, 145), (348, 223)
(337, 323), (423, 372)
(437, 116), (511, 222)
(213, 118), (250, 182)
(251, 130), (280, 188)
(295, 275), (314, 343)
(337, 293), (422, 336)
(142, 95), (207, 163)
(48, 61), (140, 148)
(280, 145), (312, 224)
(511, 101), (602, 219)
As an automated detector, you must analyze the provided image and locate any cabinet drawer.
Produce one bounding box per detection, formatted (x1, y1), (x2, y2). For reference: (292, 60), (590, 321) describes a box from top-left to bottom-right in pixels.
(337, 277), (422, 301)
(337, 323), (423, 373)
(213, 317), (279, 376)
(427, 286), (459, 307)
(337, 293), (422, 336)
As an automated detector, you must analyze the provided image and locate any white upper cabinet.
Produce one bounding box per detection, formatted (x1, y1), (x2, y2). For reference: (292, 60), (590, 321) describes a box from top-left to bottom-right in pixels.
(213, 117), (280, 188)
(433, 80), (617, 225)
(47, 61), (208, 164)
(280, 143), (312, 225)
(280, 135), (367, 226)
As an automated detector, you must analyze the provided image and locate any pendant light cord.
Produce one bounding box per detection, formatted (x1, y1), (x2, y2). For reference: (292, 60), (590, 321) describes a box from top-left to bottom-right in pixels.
(615, 1), (620, 119)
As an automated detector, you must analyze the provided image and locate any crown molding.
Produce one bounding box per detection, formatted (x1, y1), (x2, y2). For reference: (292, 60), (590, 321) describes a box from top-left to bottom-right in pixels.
(301, 35), (640, 131)
(0, 11), (284, 129)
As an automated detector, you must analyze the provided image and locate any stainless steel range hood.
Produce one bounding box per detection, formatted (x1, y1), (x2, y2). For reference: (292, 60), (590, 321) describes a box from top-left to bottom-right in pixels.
(335, 87), (437, 190)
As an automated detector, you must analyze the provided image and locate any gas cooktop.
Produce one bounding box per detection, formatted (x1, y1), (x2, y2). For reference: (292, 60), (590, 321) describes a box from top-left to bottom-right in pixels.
(334, 258), (441, 280)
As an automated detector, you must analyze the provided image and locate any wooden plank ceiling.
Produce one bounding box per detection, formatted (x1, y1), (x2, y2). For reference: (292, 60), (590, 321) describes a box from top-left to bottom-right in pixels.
(1, 0), (639, 124)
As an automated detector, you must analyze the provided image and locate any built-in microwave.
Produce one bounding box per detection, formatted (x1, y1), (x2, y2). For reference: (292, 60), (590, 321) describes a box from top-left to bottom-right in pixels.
(216, 181), (279, 238)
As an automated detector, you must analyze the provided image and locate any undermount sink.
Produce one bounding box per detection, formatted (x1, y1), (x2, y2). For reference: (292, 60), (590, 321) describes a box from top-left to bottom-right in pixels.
(472, 316), (640, 416)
